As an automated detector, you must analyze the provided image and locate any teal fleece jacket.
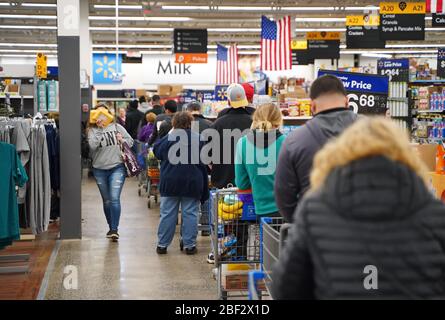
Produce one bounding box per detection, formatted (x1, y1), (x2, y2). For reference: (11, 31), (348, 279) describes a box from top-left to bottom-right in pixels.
(235, 130), (285, 216)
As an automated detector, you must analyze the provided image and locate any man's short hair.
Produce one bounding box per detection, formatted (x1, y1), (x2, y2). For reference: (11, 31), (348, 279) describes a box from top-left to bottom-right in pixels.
(310, 75), (347, 100)
(152, 95), (161, 103)
(187, 101), (201, 112)
(164, 100), (178, 113)
(139, 96), (146, 103)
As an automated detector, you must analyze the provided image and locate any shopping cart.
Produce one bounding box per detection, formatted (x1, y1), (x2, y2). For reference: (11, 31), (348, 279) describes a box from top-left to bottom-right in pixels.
(146, 147), (160, 209)
(248, 217), (291, 300)
(210, 187), (260, 300)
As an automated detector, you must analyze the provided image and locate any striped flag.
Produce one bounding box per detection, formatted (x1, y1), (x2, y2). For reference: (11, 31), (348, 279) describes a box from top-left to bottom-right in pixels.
(216, 44), (239, 85)
(427, 0), (444, 13)
(261, 15), (292, 71)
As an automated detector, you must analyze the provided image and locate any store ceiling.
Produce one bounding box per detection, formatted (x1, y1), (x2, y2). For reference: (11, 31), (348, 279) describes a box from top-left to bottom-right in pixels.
(0, 0), (444, 57)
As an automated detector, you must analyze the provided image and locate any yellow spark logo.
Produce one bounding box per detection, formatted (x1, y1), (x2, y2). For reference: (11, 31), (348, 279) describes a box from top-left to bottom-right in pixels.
(95, 55), (117, 79)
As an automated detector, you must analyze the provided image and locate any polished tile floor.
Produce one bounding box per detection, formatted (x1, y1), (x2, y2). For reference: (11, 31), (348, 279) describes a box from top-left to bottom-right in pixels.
(43, 177), (216, 300)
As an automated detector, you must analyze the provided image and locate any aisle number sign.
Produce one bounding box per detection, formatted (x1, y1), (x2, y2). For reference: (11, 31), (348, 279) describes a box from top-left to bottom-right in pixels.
(318, 69), (389, 115)
(36, 52), (47, 79)
(291, 40), (307, 50)
(380, 2), (425, 14)
(346, 15), (380, 26)
(306, 32), (341, 40)
(379, 2), (426, 40)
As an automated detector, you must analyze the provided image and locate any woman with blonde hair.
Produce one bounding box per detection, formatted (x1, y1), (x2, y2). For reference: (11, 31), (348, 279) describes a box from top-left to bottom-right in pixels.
(235, 103), (286, 217)
(272, 117), (445, 299)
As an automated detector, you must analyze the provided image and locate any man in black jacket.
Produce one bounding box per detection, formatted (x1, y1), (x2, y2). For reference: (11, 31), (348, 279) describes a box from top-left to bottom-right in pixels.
(147, 95), (164, 116)
(125, 99), (144, 140)
(187, 101), (212, 134)
(148, 100), (177, 145)
(274, 75), (357, 223)
(209, 84), (252, 189)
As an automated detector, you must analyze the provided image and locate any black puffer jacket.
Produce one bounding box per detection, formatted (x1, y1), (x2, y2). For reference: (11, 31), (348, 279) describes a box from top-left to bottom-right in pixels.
(272, 156), (445, 300)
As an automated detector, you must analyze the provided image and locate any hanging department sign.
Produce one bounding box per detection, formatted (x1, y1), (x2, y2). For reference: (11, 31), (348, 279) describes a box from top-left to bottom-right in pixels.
(346, 14), (386, 49)
(174, 29), (208, 64)
(438, 49), (445, 79)
(291, 40), (312, 65)
(432, 13), (445, 26)
(36, 52), (47, 79)
(318, 69), (389, 115)
(377, 58), (409, 82)
(380, 1), (426, 40)
(306, 32), (340, 59)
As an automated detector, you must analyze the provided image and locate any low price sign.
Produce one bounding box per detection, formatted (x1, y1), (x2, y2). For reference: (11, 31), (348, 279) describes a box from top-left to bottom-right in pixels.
(377, 58), (410, 82)
(318, 69), (389, 115)
(438, 49), (445, 79)
(380, 1), (426, 40)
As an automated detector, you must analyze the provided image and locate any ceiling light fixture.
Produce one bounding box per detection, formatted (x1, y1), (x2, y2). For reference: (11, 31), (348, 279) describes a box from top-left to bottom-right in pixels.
(88, 16), (192, 21)
(0, 14), (56, 19)
(94, 4), (143, 10)
(0, 25), (57, 30)
(21, 2), (57, 7)
(0, 43), (57, 47)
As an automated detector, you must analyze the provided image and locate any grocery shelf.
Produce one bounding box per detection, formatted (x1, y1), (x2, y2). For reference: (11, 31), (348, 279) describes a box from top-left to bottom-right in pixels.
(409, 80), (445, 86)
(416, 110), (444, 113)
(96, 98), (133, 101)
(283, 116), (312, 120)
(388, 97), (408, 101)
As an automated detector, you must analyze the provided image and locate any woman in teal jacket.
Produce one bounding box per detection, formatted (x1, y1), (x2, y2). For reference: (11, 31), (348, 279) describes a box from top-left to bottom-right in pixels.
(235, 104), (286, 217)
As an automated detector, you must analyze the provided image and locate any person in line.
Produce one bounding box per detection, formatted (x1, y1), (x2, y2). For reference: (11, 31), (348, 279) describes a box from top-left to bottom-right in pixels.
(272, 117), (445, 299)
(217, 83), (256, 118)
(137, 112), (156, 143)
(124, 99), (144, 141)
(88, 104), (133, 242)
(274, 75), (357, 223)
(116, 107), (126, 127)
(209, 83), (253, 189)
(148, 100), (177, 145)
(235, 103), (285, 218)
(146, 95), (164, 116)
(186, 101), (213, 236)
(153, 112), (209, 255)
(138, 96), (151, 114)
(187, 101), (212, 134)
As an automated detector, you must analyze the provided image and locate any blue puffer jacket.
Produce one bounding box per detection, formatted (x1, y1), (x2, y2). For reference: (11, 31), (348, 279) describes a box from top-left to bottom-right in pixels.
(153, 129), (209, 203)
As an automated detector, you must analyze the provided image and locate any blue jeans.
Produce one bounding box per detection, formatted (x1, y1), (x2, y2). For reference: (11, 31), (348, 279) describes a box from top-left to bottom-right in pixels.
(92, 164), (126, 231)
(158, 197), (200, 249)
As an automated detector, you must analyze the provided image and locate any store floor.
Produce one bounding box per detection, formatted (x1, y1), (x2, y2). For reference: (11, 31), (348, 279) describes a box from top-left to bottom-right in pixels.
(42, 177), (216, 300)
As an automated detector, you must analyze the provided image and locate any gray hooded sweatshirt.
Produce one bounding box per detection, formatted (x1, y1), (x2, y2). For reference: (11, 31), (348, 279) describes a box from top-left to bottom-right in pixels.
(88, 123), (134, 170)
(274, 108), (358, 223)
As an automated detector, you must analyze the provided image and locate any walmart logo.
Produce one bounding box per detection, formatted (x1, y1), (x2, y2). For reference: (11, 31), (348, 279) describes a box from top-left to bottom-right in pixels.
(93, 53), (122, 84)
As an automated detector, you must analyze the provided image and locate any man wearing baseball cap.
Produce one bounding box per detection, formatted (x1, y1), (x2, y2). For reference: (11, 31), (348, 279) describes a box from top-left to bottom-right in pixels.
(208, 83), (253, 189)
(217, 82), (256, 119)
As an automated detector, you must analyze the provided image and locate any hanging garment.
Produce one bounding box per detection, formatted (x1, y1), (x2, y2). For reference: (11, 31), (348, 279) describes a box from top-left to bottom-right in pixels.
(28, 126), (51, 234)
(0, 142), (28, 250)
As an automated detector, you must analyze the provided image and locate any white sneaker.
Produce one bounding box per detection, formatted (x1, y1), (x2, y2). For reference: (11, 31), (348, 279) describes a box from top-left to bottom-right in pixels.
(207, 252), (215, 264)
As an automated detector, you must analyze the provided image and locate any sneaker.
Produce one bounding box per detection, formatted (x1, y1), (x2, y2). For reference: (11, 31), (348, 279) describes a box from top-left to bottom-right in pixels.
(156, 246), (167, 254)
(207, 252), (215, 264)
(185, 247), (197, 255)
(106, 230), (113, 238)
(110, 231), (119, 241)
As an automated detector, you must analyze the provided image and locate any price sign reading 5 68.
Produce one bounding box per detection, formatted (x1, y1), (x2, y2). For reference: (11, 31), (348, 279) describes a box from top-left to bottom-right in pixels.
(348, 93), (387, 114)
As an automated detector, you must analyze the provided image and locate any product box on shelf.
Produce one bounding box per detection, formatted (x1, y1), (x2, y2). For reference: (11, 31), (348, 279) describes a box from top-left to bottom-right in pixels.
(221, 264), (266, 291)
(158, 85), (172, 96)
(413, 144), (436, 172)
(428, 172), (445, 202)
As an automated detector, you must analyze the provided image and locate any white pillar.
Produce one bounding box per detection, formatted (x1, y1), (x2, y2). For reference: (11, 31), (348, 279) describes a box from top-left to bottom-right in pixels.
(79, 0), (91, 80)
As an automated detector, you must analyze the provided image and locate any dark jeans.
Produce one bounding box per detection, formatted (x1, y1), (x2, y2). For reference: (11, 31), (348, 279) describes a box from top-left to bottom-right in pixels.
(92, 164), (126, 231)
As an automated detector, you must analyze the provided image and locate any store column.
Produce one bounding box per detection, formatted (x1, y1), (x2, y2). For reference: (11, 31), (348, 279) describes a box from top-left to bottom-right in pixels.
(57, 0), (82, 239)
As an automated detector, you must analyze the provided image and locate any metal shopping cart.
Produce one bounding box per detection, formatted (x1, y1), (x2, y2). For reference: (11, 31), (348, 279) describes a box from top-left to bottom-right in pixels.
(210, 187), (260, 300)
(136, 141), (149, 197)
(248, 217), (291, 300)
(146, 147), (160, 209)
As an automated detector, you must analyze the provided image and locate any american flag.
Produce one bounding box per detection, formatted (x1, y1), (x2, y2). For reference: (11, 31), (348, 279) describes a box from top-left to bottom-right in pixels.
(261, 15), (292, 71)
(216, 44), (239, 85)
(427, 0), (444, 13)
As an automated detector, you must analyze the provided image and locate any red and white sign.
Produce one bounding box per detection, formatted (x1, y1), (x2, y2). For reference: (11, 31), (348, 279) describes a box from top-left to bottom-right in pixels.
(427, 0), (444, 13)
